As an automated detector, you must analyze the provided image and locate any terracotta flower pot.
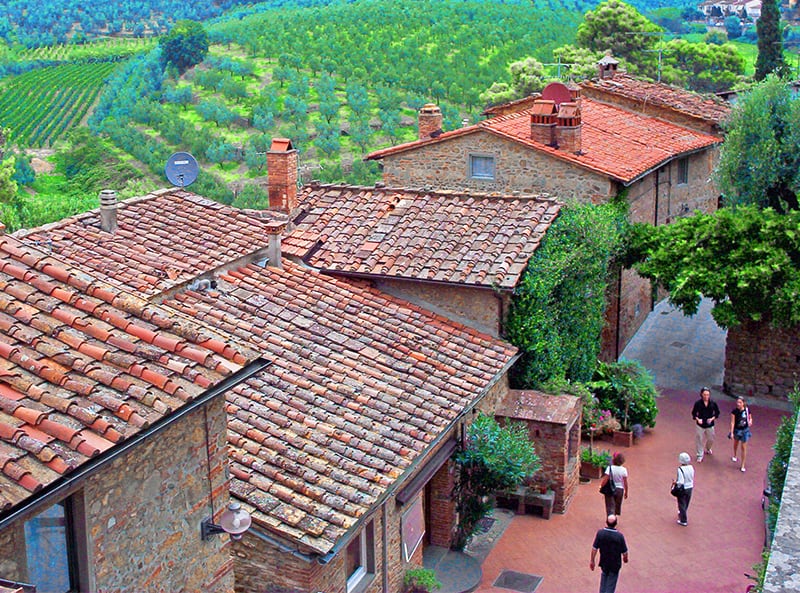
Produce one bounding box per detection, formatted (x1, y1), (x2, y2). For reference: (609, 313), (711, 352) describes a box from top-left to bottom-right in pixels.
(613, 430), (634, 447)
(580, 461), (604, 479)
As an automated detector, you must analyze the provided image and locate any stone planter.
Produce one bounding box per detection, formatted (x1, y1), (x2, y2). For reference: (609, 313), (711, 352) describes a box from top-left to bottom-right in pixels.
(580, 461), (604, 479)
(613, 430), (634, 447)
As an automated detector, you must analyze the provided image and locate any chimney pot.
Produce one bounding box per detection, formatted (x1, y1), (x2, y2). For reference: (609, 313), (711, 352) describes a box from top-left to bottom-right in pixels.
(597, 53), (619, 80)
(530, 100), (557, 146)
(267, 138), (298, 214)
(265, 220), (287, 268)
(418, 103), (443, 140)
(99, 189), (118, 233)
(555, 102), (582, 153)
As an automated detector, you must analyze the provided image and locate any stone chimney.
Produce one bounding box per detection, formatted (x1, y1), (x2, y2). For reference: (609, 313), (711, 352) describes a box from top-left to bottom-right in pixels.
(265, 220), (287, 269)
(267, 138), (298, 214)
(555, 102), (582, 153)
(597, 53), (619, 80)
(99, 189), (118, 233)
(418, 104), (443, 140)
(567, 82), (582, 104)
(530, 99), (557, 146)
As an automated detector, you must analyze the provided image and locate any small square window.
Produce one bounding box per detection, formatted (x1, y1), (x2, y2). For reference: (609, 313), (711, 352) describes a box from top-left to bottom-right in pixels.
(677, 158), (689, 185)
(469, 155), (495, 180)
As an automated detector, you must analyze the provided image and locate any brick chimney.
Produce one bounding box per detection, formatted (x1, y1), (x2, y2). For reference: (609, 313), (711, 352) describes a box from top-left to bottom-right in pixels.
(418, 104), (443, 140)
(267, 138), (298, 214)
(555, 102), (582, 153)
(99, 189), (118, 233)
(597, 53), (619, 80)
(530, 99), (557, 146)
(265, 220), (287, 269)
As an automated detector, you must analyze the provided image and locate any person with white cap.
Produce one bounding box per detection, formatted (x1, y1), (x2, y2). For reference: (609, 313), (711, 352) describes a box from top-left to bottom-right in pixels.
(673, 452), (695, 526)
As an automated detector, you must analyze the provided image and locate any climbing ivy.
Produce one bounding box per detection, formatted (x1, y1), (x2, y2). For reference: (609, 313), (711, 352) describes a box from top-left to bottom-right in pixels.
(505, 199), (628, 388)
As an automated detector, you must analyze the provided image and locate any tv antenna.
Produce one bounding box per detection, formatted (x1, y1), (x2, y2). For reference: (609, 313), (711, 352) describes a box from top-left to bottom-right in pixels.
(165, 152), (199, 188)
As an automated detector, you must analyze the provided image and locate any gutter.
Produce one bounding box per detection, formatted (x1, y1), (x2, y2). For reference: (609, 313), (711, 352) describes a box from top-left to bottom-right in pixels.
(315, 351), (521, 564)
(0, 358), (271, 531)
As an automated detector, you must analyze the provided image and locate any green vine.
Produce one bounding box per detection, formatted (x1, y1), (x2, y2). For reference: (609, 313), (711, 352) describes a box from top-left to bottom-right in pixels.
(506, 199), (628, 387)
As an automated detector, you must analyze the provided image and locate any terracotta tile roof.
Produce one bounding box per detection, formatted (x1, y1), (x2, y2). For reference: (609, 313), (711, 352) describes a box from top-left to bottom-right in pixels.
(366, 97), (720, 184)
(581, 74), (731, 126)
(165, 260), (516, 554)
(0, 233), (256, 516)
(282, 184), (561, 290)
(496, 390), (580, 425)
(17, 191), (517, 555)
(16, 189), (286, 298)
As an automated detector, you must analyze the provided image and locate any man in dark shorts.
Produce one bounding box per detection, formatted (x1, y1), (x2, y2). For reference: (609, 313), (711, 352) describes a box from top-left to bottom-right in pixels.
(590, 514), (629, 593)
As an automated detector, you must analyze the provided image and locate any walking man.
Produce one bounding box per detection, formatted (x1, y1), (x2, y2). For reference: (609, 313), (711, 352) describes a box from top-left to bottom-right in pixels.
(590, 514), (629, 593)
(692, 387), (720, 462)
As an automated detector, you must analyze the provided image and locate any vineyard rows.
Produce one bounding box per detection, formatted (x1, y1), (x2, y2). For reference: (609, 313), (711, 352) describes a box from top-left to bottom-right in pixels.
(0, 62), (118, 147)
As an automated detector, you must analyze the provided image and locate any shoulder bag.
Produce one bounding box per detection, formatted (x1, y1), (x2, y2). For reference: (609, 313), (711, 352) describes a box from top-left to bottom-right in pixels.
(599, 465), (617, 496)
(670, 468), (686, 497)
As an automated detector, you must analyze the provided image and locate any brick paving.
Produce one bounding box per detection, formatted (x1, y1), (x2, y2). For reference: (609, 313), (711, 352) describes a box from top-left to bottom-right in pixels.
(477, 299), (791, 593)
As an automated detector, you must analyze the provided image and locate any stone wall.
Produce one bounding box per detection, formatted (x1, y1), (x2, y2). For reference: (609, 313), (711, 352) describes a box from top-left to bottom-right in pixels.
(724, 322), (800, 399)
(373, 278), (508, 339)
(0, 397), (234, 593)
(381, 131), (612, 201)
(763, 414), (800, 593)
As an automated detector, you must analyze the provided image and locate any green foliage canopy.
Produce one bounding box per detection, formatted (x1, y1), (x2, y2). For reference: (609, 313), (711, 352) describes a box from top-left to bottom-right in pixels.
(159, 20), (209, 75)
(506, 200), (628, 388)
(589, 359), (658, 430)
(755, 0), (787, 81)
(660, 38), (745, 93)
(627, 206), (800, 329)
(716, 76), (800, 212)
(453, 414), (539, 549)
(575, 0), (662, 76)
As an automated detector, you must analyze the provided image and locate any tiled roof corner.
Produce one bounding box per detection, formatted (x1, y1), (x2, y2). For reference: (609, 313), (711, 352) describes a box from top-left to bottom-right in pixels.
(283, 185), (561, 289)
(0, 235), (255, 515)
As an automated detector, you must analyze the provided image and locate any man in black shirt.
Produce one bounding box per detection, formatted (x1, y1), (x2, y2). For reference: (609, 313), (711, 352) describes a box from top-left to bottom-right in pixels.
(691, 387), (720, 462)
(590, 514), (629, 593)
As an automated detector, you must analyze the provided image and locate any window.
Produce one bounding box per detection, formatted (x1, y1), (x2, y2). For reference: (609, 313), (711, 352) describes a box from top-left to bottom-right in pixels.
(677, 158), (689, 185)
(345, 520), (375, 593)
(23, 496), (86, 592)
(469, 155), (495, 180)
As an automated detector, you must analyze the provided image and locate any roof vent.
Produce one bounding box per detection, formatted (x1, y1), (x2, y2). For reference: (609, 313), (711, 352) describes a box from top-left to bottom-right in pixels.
(99, 190), (118, 233)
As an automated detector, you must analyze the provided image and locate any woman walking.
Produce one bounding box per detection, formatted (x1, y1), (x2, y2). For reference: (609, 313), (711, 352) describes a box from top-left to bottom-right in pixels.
(601, 452), (629, 516)
(674, 452), (694, 526)
(730, 397), (753, 472)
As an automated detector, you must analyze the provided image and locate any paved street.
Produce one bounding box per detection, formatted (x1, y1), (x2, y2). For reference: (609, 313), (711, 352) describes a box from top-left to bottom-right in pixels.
(477, 299), (790, 593)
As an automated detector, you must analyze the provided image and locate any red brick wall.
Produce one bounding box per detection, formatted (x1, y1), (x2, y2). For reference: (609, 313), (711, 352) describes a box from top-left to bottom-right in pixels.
(428, 462), (457, 547)
(725, 321), (800, 400)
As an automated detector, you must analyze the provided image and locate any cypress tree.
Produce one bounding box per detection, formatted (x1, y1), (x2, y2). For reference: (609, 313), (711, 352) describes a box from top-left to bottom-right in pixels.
(754, 0), (787, 81)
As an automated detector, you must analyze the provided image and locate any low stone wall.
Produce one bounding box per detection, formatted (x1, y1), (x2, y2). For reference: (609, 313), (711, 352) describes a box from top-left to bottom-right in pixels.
(763, 414), (800, 593)
(724, 322), (800, 399)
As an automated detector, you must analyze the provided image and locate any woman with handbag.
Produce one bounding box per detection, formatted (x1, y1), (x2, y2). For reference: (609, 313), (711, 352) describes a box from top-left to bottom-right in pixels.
(672, 452), (694, 526)
(600, 452), (628, 515)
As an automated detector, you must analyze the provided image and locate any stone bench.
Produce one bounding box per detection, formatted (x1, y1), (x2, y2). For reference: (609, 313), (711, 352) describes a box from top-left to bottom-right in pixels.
(497, 486), (555, 519)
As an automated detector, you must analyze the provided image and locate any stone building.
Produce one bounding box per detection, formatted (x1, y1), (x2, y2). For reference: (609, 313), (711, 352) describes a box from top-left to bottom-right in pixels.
(281, 181), (561, 340)
(366, 78), (723, 357)
(16, 189), (520, 593)
(0, 230), (259, 592)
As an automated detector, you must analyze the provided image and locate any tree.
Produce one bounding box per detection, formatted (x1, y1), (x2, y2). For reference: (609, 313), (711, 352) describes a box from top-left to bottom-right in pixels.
(715, 76), (800, 212)
(552, 46), (607, 81)
(159, 20), (209, 75)
(627, 206), (800, 329)
(661, 39), (745, 93)
(452, 414), (539, 550)
(479, 57), (548, 107)
(755, 0), (787, 81)
(724, 16), (743, 39)
(575, 0), (662, 76)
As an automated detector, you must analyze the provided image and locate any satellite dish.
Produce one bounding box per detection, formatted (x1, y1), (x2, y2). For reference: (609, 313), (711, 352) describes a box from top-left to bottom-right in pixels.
(541, 82), (573, 107)
(165, 152), (199, 188)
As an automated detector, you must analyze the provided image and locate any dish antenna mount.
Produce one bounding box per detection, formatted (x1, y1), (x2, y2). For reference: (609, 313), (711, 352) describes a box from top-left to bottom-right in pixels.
(165, 152), (199, 188)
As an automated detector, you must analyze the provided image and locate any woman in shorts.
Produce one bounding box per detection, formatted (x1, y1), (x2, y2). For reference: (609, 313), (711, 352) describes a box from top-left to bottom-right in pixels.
(729, 397), (753, 472)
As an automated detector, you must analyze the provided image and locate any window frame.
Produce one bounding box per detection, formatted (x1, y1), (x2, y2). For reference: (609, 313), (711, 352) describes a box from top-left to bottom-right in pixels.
(468, 154), (496, 181)
(345, 520), (375, 593)
(677, 157), (689, 185)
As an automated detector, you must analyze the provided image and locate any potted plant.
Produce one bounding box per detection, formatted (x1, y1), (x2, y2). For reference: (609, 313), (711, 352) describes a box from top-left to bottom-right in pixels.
(404, 568), (442, 593)
(580, 447), (612, 479)
(589, 359), (659, 447)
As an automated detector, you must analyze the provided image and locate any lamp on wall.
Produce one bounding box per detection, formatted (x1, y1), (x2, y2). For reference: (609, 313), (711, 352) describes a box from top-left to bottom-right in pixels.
(201, 502), (252, 541)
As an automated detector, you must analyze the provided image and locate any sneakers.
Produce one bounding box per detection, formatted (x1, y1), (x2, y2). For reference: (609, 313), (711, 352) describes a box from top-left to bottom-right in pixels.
(741, 467), (746, 472)
(705, 449), (713, 455)
(696, 456), (703, 463)
(677, 520), (688, 526)
(731, 457), (738, 462)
